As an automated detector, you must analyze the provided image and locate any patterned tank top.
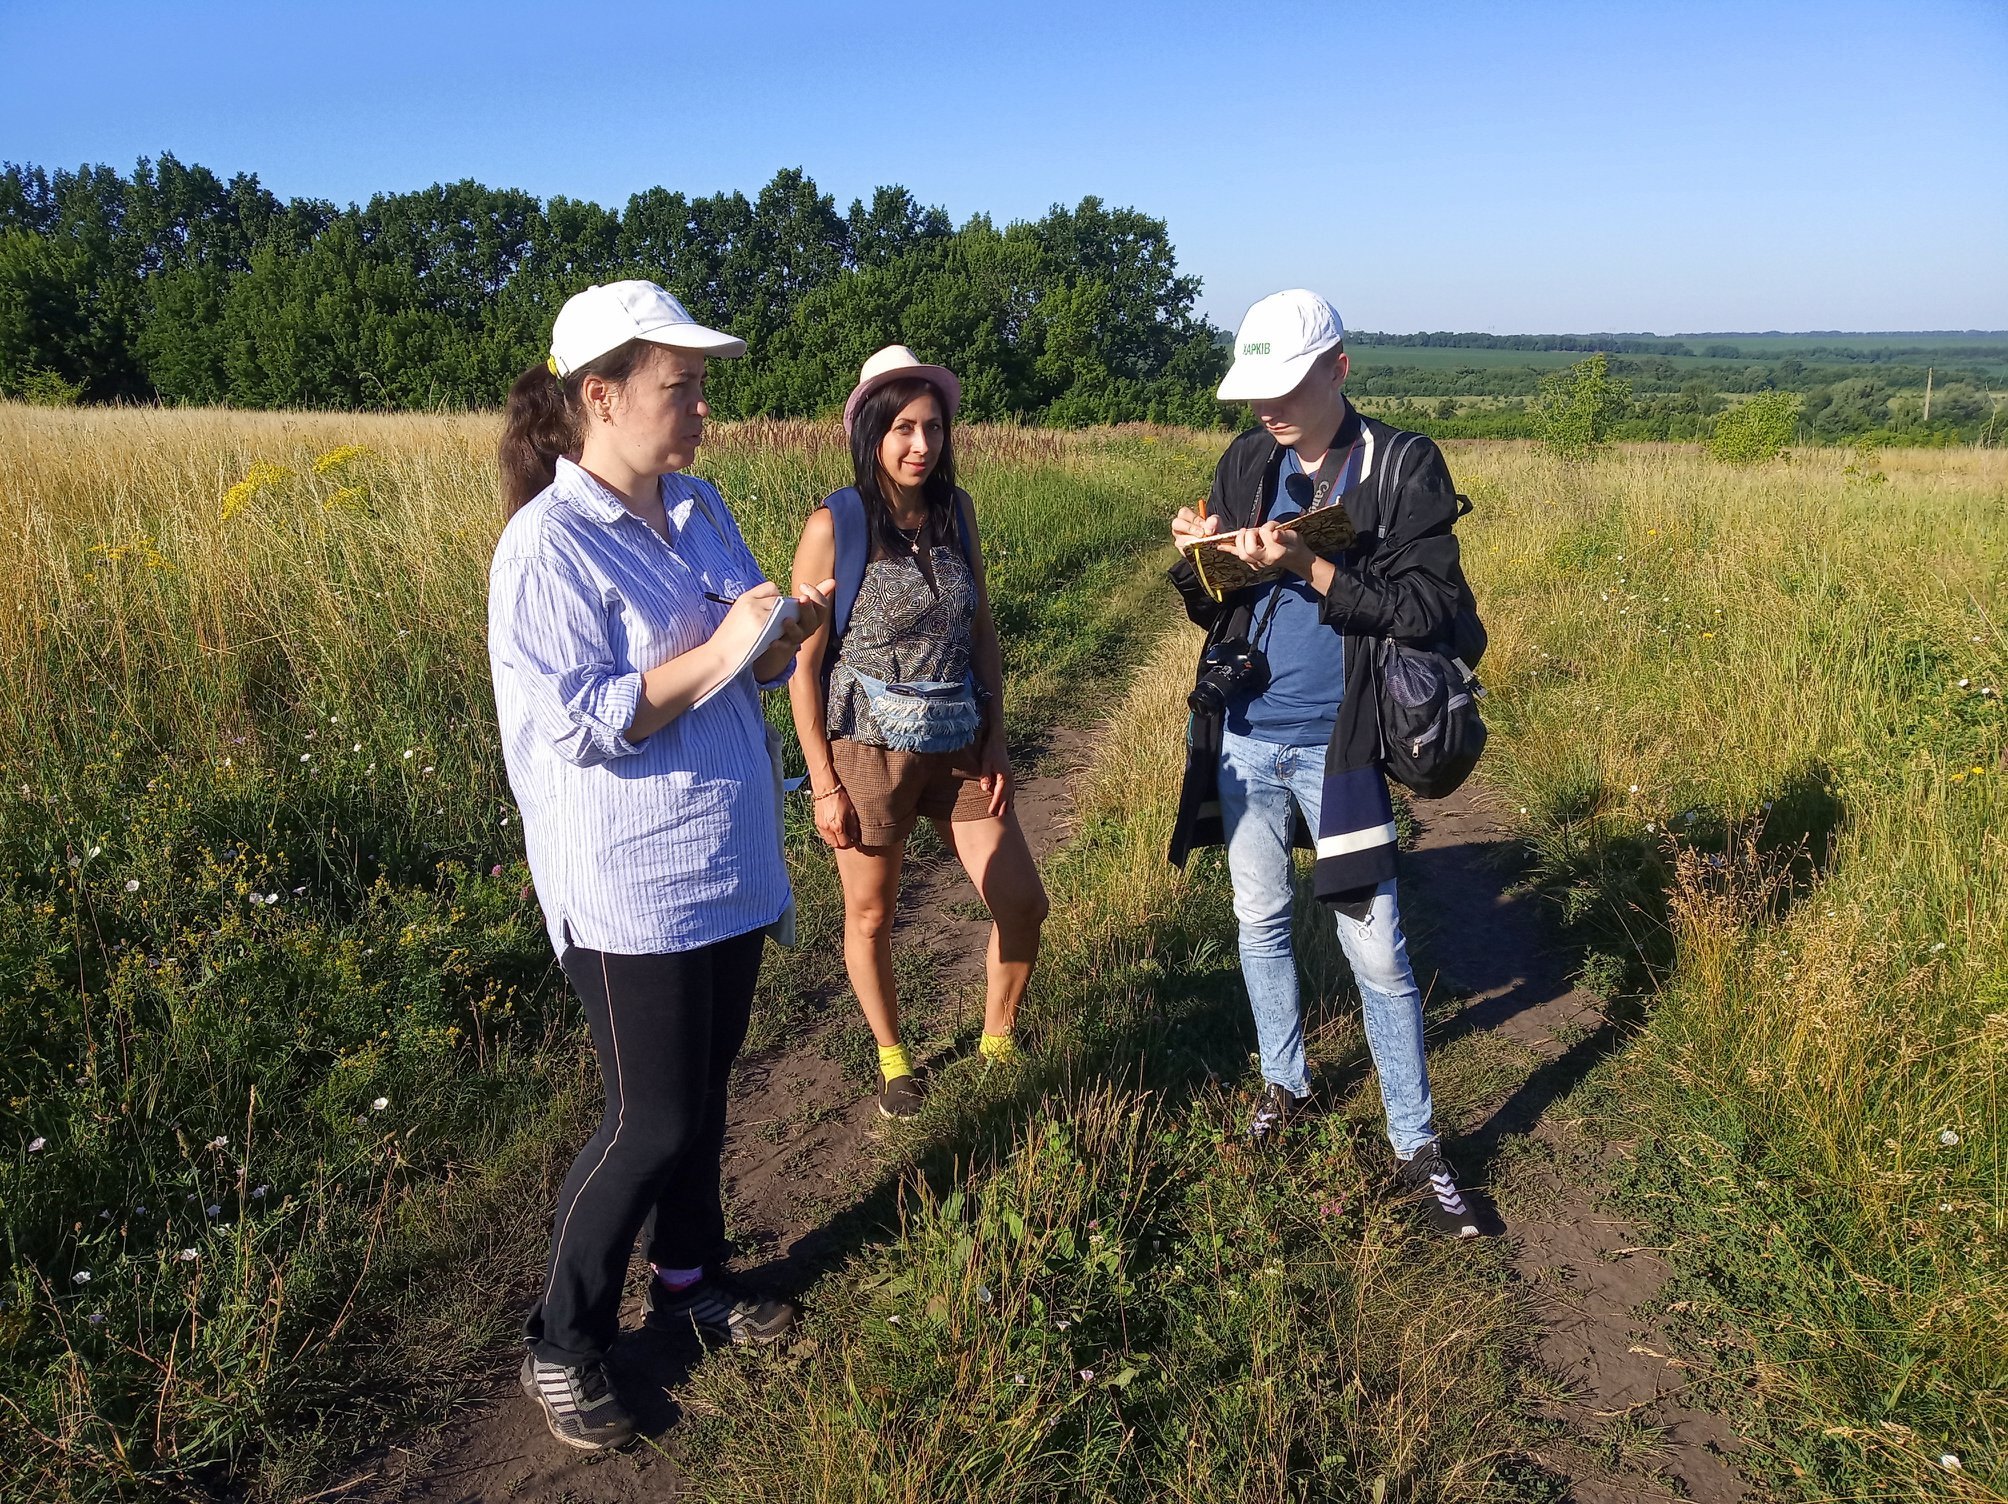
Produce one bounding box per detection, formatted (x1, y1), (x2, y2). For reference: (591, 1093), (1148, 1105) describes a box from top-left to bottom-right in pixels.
(827, 544), (978, 746)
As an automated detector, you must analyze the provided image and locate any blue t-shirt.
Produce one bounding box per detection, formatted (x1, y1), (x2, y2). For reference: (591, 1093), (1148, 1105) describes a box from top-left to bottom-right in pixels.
(1226, 449), (1350, 747)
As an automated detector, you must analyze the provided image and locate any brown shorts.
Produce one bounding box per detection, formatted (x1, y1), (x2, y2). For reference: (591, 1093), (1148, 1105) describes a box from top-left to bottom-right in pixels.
(829, 738), (993, 845)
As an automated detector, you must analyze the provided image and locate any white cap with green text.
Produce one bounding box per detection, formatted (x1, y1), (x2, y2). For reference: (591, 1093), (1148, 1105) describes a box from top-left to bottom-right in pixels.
(1216, 289), (1345, 402)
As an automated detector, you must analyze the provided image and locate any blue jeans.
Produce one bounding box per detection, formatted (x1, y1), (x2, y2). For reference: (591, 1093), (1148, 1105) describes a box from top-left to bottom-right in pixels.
(1217, 729), (1437, 1155)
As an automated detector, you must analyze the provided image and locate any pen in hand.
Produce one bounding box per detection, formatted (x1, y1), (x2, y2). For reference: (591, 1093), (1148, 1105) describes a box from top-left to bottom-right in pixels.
(703, 590), (739, 605)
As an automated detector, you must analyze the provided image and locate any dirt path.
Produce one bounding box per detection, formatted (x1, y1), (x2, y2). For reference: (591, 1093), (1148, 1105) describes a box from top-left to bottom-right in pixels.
(357, 731), (1746, 1503)
(1404, 785), (1751, 1503)
(370, 726), (1095, 1504)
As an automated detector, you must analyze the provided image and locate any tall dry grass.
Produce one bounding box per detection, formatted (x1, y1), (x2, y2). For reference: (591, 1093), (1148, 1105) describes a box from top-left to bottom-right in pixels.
(1450, 441), (2006, 1496)
(0, 402), (1222, 1499)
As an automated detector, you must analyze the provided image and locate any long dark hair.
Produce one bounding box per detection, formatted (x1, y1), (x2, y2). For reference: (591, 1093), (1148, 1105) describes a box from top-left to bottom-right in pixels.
(849, 375), (964, 564)
(497, 339), (654, 519)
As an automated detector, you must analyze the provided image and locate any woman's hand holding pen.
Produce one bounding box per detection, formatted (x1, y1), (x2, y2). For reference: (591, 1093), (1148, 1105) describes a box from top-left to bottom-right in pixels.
(747, 576), (836, 682)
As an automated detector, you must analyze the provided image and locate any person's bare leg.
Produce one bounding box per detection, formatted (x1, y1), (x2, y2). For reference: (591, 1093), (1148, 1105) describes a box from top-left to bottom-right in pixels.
(833, 840), (906, 1046)
(937, 813), (1049, 1036)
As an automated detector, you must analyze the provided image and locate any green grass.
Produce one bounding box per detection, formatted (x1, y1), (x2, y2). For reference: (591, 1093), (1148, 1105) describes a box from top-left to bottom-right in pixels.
(673, 631), (1537, 1503)
(0, 406), (1217, 1500)
(1453, 440), (2008, 1499)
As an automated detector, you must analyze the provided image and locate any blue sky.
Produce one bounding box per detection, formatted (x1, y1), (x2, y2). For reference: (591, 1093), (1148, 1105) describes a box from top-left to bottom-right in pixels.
(3, 0), (2002, 334)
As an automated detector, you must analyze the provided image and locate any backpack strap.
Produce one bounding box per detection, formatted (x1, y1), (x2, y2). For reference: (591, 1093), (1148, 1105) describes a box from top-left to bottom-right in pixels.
(822, 486), (869, 639)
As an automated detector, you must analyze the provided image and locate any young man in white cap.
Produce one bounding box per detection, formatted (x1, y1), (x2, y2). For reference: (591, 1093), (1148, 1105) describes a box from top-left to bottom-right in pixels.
(1166, 289), (1488, 1239)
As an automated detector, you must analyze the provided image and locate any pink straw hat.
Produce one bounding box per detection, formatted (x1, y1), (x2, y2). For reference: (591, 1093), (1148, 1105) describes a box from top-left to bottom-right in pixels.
(842, 345), (962, 436)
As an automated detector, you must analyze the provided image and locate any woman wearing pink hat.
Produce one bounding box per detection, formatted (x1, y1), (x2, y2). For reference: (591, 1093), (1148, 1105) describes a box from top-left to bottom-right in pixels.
(786, 346), (1049, 1118)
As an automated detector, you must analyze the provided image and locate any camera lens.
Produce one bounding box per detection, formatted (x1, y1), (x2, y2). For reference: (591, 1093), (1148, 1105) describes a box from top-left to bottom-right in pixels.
(1187, 677), (1228, 714)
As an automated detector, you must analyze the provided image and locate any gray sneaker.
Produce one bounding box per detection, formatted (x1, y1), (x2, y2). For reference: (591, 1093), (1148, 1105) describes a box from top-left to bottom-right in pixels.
(1394, 1140), (1485, 1239)
(878, 1071), (926, 1120)
(519, 1352), (636, 1451)
(1247, 1083), (1304, 1147)
(644, 1268), (797, 1346)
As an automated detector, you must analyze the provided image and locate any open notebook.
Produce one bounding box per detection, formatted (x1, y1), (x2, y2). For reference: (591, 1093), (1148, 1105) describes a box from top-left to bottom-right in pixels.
(1179, 504), (1357, 601)
(691, 595), (800, 710)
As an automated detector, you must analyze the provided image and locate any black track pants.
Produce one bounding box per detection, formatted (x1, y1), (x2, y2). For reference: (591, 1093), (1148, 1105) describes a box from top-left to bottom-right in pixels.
(525, 925), (764, 1367)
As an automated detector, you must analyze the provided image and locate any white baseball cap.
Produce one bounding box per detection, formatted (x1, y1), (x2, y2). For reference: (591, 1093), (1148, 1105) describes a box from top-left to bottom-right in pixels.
(1216, 289), (1345, 402)
(549, 280), (746, 377)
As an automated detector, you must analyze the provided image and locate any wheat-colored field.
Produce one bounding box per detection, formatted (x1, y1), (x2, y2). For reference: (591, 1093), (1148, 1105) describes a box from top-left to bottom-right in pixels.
(1, 406), (2000, 1499)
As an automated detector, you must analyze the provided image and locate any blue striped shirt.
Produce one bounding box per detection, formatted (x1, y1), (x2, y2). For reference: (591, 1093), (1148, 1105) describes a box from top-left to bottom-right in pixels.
(488, 457), (790, 958)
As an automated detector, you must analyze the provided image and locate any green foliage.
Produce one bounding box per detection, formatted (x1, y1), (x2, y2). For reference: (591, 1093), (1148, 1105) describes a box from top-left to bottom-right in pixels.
(1707, 389), (1803, 465)
(0, 156), (1228, 426)
(1532, 353), (1632, 461)
(18, 368), (84, 405)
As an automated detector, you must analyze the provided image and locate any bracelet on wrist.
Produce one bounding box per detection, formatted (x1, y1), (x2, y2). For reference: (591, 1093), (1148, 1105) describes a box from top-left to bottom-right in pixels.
(812, 786), (845, 802)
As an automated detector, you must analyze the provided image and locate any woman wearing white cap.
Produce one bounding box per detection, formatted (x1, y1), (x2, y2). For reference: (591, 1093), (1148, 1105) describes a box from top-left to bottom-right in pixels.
(786, 346), (1048, 1119)
(489, 281), (833, 1451)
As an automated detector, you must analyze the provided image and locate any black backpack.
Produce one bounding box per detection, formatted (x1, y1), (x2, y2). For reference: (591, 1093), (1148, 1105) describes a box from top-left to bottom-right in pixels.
(1366, 433), (1488, 800)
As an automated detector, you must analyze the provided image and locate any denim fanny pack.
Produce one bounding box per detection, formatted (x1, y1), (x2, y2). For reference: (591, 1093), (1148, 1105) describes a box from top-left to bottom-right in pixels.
(839, 665), (981, 754)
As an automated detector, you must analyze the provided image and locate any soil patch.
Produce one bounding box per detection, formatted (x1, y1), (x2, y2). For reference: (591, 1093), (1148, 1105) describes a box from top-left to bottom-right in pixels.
(365, 726), (1095, 1503)
(1405, 784), (1750, 1504)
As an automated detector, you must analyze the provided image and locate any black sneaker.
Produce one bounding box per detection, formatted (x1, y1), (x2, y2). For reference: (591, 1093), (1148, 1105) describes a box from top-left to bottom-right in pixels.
(519, 1352), (636, 1451)
(878, 1071), (926, 1119)
(1247, 1083), (1304, 1147)
(1394, 1140), (1484, 1239)
(644, 1268), (797, 1346)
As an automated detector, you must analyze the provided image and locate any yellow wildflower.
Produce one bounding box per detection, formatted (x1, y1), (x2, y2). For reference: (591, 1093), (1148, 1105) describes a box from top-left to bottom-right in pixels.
(219, 461), (294, 521)
(322, 486), (368, 514)
(311, 444), (371, 475)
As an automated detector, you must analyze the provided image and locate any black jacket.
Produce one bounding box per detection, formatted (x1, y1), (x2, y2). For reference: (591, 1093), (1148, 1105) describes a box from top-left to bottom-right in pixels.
(1166, 402), (1467, 903)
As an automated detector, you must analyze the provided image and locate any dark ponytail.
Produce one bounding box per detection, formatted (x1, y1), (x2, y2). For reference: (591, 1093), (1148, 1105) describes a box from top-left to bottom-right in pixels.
(497, 340), (656, 520)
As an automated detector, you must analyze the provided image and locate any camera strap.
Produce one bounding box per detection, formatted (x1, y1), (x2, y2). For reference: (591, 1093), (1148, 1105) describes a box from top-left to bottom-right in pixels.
(1254, 435), (1360, 650)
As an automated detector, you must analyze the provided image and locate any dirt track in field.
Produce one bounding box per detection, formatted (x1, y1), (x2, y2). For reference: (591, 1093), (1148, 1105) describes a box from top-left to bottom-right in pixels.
(353, 728), (1748, 1504)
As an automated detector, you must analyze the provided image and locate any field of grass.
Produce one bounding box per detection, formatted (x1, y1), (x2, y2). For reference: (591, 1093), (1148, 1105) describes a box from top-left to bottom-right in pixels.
(1455, 441), (2007, 1497)
(0, 406), (1217, 1498)
(4, 405), (2003, 1502)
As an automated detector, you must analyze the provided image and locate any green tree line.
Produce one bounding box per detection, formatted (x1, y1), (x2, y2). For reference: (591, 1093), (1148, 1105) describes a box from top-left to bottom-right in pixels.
(0, 155), (1228, 424)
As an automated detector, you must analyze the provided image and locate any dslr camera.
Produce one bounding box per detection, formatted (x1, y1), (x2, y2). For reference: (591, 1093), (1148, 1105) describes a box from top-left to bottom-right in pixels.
(1187, 636), (1270, 714)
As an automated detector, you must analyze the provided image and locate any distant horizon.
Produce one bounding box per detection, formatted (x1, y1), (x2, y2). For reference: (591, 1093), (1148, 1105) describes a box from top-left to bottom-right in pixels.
(1349, 329), (2008, 341)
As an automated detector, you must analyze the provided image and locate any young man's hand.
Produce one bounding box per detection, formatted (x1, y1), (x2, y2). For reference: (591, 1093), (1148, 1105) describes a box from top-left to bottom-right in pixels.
(1171, 503), (1221, 549)
(1226, 522), (1315, 578)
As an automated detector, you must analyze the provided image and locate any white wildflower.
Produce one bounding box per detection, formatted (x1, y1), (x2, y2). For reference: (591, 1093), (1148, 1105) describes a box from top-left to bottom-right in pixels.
(300, 753), (311, 763)
(352, 743), (362, 752)
(1629, 784), (1640, 794)
(977, 1285), (993, 1304)
(27, 1136), (45, 1153)
(266, 893), (280, 905)
(124, 878), (140, 892)
(1940, 1130), (1960, 1146)
(1941, 1454), (1962, 1472)
(402, 750), (414, 760)
(205, 1204), (221, 1218)
(206, 1135), (228, 1150)
(72, 1270), (91, 1284)
(1078, 1368), (1094, 1382)
(371, 1096), (389, 1112)
(250, 1185), (269, 1200)
(176, 1248), (198, 1262)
